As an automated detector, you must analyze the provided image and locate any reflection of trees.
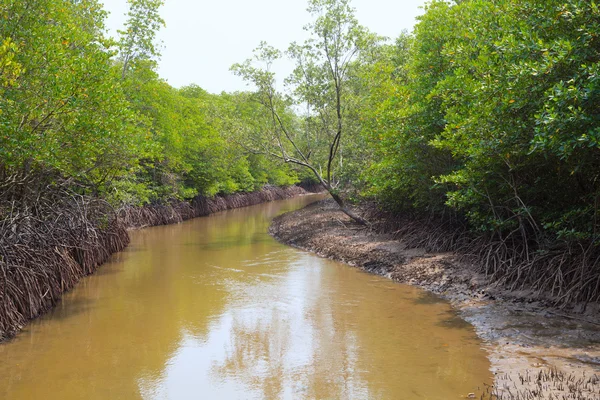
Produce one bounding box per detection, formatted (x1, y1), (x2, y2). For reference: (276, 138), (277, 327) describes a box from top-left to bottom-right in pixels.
(216, 312), (289, 399)
(310, 265), (492, 398)
(211, 258), (373, 400)
(211, 254), (491, 399)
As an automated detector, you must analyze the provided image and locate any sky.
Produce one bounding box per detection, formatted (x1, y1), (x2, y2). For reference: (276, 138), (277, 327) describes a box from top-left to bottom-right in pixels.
(101, 0), (427, 93)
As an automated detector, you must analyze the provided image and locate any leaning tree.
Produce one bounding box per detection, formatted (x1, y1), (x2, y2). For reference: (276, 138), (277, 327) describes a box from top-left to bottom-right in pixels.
(231, 0), (377, 224)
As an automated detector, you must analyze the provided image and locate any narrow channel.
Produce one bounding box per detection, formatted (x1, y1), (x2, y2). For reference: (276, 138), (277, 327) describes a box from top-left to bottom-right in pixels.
(0, 195), (491, 399)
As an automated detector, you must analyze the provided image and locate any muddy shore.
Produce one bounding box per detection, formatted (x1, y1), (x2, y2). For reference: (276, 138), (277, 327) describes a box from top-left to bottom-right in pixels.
(269, 199), (600, 398)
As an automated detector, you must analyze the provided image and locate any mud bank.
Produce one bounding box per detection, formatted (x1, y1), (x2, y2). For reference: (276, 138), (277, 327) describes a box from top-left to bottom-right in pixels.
(270, 199), (600, 398)
(118, 185), (320, 229)
(0, 185), (320, 341)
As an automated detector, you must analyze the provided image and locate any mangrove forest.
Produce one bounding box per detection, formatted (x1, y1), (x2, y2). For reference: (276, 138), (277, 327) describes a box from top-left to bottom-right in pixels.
(1, 0), (600, 397)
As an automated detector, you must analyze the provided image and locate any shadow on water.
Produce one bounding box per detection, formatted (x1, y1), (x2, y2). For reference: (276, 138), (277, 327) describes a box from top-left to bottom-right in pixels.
(115, 246), (146, 254)
(44, 297), (98, 321)
(411, 292), (473, 330)
(412, 291), (447, 305)
(436, 310), (473, 330)
(93, 266), (124, 276)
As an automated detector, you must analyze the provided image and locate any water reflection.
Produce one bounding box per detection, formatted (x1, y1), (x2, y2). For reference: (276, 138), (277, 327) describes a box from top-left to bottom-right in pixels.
(0, 195), (491, 399)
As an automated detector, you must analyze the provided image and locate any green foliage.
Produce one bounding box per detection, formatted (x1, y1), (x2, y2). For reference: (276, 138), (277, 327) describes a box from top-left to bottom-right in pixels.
(0, 38), (22, 87)
(5, 0), (600, 300)
(430, 0), (600, 240)
(6, 0), (599, 245)
(359, 9), (456, 211)
(231, 0), (378, 213)
(0, 0), (144, 186)
(117, 0), (165, 79)
(361, 0), (600, 244)
(0, 0), (297, 211)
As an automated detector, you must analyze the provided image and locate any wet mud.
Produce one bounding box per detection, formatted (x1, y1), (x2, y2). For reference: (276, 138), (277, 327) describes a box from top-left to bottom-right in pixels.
(270, 199), (600, 398)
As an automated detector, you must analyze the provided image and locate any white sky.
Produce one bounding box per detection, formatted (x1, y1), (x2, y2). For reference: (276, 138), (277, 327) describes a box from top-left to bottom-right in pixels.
(101, 0), (427, 93)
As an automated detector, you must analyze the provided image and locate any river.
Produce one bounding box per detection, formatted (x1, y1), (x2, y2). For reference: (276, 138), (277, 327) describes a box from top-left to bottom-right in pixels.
(0, 195), (491, 399)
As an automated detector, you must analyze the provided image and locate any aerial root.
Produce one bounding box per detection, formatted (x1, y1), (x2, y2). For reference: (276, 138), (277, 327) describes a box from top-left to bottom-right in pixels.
(0, 187), (129, 341)
(362, 204), (600, 307)
(478, 368), (600, 400)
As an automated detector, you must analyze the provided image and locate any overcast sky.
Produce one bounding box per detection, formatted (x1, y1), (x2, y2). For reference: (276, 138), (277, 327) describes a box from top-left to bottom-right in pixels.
(101, 0), (427, 93)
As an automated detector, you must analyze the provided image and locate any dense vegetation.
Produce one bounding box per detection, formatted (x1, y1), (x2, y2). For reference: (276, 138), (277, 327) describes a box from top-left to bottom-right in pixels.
(363, 0), (600, 239)
(230, 0), (600, 303)
(355, 0), (600, 303)
(0, 0), (300, 209)
(1, 0), (600, 337)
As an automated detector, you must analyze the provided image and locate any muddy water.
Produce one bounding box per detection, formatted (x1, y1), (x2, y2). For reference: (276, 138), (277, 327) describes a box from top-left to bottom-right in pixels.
(0, 195), (491, 399)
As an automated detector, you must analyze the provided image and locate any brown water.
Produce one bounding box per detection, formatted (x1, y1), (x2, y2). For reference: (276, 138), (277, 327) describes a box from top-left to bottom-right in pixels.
(0, 195), (492, 399)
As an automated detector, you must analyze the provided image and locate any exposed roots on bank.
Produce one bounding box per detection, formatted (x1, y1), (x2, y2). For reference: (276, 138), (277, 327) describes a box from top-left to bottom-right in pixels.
(118, 185), (313, 229)
(479, 369), (600, 400)
(363, 204), (600, 307)
(0, 185), (129, 341)
(1, 182), (320, 340)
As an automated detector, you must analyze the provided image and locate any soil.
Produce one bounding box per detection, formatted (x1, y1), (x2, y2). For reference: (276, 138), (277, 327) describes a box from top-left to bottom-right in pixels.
(270, 199), (600, 398)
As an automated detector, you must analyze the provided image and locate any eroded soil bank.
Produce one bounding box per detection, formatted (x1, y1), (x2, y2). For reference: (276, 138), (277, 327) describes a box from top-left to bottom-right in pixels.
(270, 199), (600, 398)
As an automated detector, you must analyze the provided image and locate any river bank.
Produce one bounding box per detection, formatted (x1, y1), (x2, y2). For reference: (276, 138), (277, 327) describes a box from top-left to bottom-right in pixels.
(269, 199), (600, 398)
(0, 185), (320, 341)
(0, 194), (494, 399)
(118, 184), (319, 230)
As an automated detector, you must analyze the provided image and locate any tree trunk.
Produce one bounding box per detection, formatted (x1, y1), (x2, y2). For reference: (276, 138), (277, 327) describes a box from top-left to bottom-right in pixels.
(329, 190), (368, 226)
